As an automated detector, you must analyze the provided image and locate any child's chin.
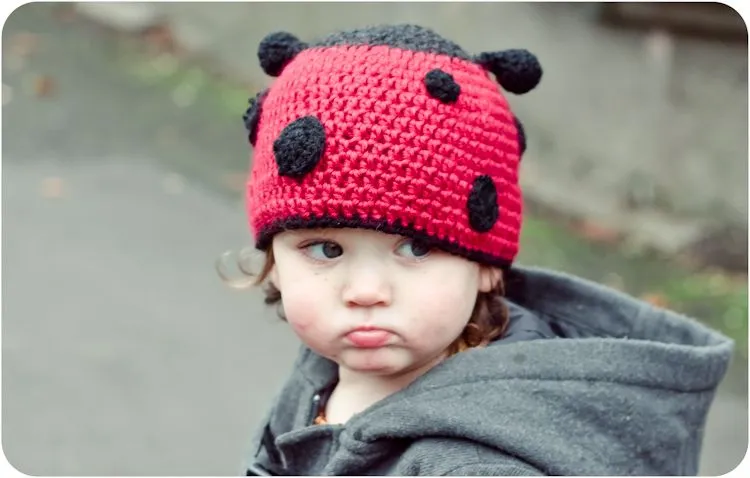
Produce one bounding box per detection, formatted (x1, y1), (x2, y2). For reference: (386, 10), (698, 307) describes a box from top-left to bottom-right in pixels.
(338, 349), (407, 375)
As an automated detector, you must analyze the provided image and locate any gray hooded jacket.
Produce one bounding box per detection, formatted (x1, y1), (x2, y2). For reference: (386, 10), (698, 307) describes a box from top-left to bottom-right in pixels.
(244, 266), (734, 475)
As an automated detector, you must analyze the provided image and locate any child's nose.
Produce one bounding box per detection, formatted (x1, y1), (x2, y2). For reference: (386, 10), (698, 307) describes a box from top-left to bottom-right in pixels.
(342, 268), (392, 307)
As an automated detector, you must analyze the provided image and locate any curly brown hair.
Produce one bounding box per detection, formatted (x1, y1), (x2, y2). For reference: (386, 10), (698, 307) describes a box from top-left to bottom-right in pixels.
(218, 247), (510, 356)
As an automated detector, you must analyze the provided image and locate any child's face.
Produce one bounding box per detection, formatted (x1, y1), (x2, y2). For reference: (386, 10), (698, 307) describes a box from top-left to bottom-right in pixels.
(270, 228), (498, 378)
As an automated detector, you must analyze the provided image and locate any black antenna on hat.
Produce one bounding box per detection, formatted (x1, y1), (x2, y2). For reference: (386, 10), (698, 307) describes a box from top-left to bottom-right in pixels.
(243, 89), (268, 146)
(474, 49), (542, 94)
(245, 31), (307, 144)
(257, 31), (308, 77)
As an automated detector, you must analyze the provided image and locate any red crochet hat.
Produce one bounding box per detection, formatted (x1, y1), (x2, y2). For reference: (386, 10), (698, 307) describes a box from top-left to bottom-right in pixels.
(244, 25), (542, 268)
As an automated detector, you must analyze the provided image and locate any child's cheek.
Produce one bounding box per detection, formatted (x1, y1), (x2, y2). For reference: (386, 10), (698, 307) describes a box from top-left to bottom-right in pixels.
(287, 307), (332, 357)
(289, 316), (311, 333)
(284, 296), (324, 338)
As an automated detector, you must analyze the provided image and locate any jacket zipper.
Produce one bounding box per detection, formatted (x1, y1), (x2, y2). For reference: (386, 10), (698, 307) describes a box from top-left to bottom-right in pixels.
(308, 393), (322, 425)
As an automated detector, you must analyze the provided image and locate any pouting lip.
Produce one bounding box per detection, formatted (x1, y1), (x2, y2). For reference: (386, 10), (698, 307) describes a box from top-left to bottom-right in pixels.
(345, 325), (396, 336)
(343, 326), (397, 347)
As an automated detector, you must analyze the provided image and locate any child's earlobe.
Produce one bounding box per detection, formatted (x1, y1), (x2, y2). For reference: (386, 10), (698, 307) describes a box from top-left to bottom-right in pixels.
(478, 267), (502, 293)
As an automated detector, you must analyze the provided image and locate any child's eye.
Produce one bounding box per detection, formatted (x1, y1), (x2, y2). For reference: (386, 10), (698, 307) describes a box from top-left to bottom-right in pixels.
(304, 241), (343, 260)
(396, 238), (432, 259)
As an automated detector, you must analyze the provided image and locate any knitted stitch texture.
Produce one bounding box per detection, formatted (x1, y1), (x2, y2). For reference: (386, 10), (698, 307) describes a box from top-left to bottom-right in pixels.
(245, 25), (541, 267)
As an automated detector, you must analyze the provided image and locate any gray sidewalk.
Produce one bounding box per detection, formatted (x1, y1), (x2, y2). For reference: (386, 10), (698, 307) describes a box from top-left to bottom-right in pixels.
(3, 5), (297, 474)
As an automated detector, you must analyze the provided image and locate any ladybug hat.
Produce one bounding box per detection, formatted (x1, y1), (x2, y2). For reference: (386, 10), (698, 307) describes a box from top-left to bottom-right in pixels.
(244, 24), (542, 268)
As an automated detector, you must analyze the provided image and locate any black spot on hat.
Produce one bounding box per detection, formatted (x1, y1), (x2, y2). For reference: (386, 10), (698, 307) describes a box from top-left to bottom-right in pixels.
(243, 89), (268, 146)
(467, 175), (499, 232)
(273, 116), (326, 178)
(424, 69), (461, 103)
(514, 116), (526, 156)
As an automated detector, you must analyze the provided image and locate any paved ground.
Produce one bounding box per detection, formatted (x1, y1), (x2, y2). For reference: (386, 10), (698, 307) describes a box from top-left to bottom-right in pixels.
(2, 5), (299, 476)
(2, 4), (746, 476)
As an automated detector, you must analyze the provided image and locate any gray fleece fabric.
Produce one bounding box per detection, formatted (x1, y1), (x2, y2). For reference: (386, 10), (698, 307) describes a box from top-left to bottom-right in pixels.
(244, 266), (734, 476)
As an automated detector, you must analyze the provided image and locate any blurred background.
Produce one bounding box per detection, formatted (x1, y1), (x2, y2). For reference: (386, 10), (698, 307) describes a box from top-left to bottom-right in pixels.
(2, 2), (747, 475)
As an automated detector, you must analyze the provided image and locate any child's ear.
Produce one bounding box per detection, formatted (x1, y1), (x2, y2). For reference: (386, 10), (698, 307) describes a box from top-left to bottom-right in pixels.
(478, 266), (502, 293)
(269, 264), (279, 289)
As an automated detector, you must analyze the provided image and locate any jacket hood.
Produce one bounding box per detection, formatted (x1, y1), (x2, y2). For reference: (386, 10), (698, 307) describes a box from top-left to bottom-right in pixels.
(258, 266), (735, 475)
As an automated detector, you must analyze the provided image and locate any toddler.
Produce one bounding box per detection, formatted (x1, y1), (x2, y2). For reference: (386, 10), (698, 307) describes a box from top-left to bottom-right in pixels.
(227, 24), (733, 476)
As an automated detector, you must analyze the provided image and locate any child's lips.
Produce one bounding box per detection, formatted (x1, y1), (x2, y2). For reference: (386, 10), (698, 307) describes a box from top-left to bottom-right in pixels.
(345, 328), (393, 348)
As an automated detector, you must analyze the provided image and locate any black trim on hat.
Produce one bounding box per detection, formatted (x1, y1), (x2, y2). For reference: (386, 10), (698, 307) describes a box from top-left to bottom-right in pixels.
(312, 24), (472, 61)
(255, 214), (513, 269)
